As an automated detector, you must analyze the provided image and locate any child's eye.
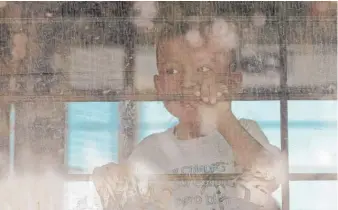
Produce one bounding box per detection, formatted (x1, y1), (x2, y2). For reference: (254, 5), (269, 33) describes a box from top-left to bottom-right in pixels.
(166, 68), (178, 75)
(230, 62), (237, 72)
(197, 66), (212, 72)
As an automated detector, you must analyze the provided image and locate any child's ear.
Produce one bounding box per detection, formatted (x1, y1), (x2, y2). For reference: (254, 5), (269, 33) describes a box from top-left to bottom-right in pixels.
(153, 74), (161, 94)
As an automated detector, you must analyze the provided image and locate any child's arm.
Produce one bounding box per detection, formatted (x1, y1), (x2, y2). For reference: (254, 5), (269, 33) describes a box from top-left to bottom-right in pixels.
(217, 116), (285, 208)
(92, 141), (171, 210)
(217, 113), (286, 192)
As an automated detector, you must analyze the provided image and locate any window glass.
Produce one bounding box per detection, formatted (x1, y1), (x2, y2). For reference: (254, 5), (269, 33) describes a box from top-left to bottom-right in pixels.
(137, 101), (178, 142)
(290, 181), (338, 210)
(232, 101), (281, 148)
(67, 102), (120, 173)
(288, 101), (337, 173)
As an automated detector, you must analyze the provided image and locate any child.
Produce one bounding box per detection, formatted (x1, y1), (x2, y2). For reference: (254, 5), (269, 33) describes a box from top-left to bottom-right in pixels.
(93, 19), (284, 210)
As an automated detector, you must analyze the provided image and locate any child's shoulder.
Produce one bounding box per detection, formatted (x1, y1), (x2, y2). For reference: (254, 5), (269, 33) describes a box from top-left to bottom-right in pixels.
(138, 128), (172, 147)
(238, 118), (260, 127)
(128, 128), (172, 160)
(238, 118), (279, 151)
(238, 118), (264, 136)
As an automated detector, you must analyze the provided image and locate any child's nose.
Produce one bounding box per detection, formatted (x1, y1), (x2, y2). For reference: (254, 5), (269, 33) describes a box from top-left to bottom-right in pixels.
(182, 67), (197, 88)
(182, 75), (196, 88)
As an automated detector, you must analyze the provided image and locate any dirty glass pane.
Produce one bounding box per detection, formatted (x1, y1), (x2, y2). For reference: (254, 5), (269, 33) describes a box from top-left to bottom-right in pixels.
(288, 100), (337, 173)
(286, 3), (337, 97)
(0, 1), (337, 210)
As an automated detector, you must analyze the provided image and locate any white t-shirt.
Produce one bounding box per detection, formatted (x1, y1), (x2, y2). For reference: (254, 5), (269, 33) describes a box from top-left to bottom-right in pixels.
(127, 119), (280, 210)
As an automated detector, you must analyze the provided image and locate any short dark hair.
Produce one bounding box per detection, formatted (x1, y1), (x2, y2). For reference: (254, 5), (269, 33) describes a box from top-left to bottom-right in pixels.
(155, 18), (215, 62)
(155, 20), (189, 60)
(155, 1), (216, 48)
(156, 21), (189, 43)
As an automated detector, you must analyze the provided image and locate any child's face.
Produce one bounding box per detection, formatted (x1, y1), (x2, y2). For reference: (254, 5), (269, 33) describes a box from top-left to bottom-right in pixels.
(154, 35), (239, 123)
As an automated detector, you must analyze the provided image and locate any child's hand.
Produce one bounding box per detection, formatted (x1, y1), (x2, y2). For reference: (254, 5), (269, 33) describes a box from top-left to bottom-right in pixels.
(92, 163), (136, 208)
(185, 68), (238, 134)
(192, 67), (233, 114)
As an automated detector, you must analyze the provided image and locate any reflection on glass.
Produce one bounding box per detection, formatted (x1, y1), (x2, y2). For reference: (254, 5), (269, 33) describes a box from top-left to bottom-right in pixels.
(290, 181), (338, 210)
(67, 102), (119, 173)
(65, 182), (102, 210)
(288, 101), (337, 173)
